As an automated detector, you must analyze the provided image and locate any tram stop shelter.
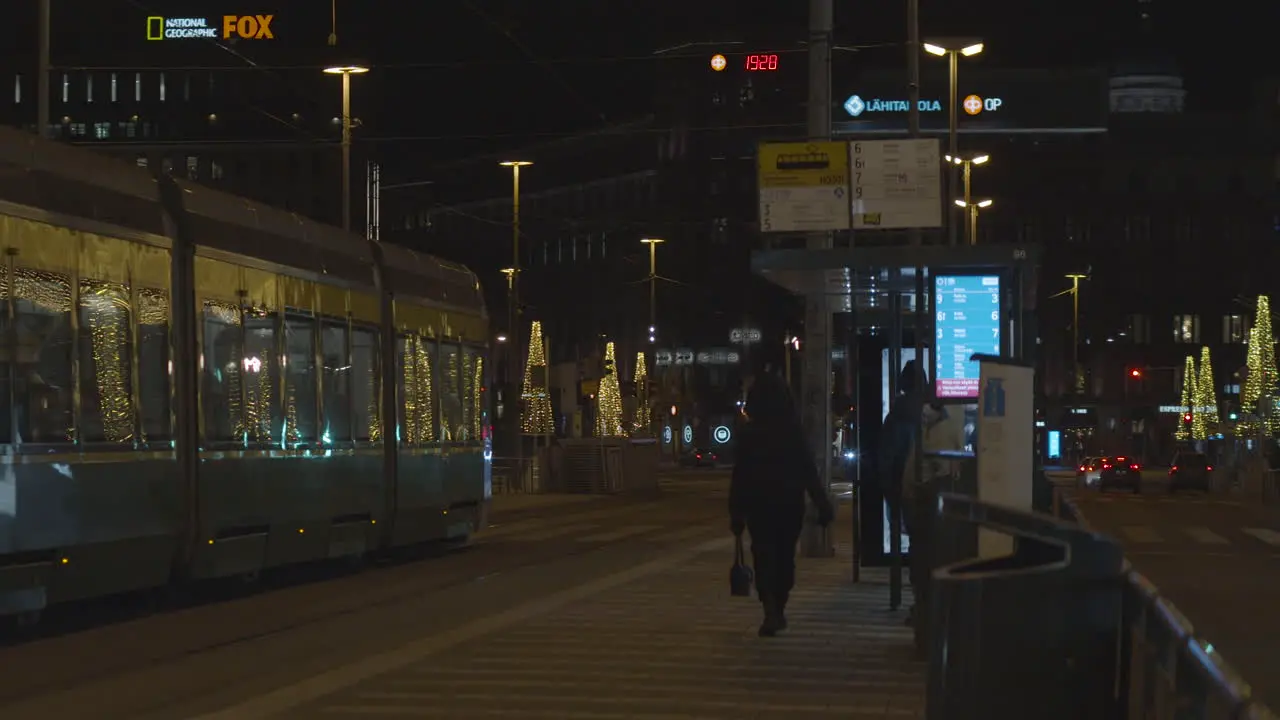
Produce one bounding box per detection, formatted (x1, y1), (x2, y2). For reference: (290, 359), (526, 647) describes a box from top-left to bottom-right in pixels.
(750, 243), (1041, 605)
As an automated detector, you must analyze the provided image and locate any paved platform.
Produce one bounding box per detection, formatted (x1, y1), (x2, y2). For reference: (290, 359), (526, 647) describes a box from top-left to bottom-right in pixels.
(202, 526), (923, 719)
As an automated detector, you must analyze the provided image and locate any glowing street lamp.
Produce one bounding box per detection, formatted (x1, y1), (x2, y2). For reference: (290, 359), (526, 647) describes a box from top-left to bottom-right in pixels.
(322, 62), (370, 233)
(946, 153), (989, 244)
(924, 39), (984, 245)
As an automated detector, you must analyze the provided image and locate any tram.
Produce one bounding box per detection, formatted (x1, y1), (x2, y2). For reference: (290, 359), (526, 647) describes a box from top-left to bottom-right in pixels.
(0, 127), (491, 621)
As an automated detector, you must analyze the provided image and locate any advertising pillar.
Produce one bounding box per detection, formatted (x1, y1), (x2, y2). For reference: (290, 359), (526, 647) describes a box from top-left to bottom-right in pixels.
(974, 355), (1035, 558)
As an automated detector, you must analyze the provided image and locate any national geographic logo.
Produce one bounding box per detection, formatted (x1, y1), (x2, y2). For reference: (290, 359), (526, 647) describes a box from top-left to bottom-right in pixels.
(146, 15), (275, 41)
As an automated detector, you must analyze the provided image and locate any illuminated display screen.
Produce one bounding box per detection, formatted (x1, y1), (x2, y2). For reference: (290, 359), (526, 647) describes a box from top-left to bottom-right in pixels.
(745, 54), (779, 71)
(934, 274), (1002, 399)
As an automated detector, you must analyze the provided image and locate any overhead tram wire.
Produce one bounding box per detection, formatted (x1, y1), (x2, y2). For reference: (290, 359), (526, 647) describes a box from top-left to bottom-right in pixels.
(53, 41), (900, 73)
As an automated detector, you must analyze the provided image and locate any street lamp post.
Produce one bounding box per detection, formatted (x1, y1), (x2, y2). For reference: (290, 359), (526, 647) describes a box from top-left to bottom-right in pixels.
(640, 238), (664, 345)
(924, 40), (983, 246)
(945, 154), (989, 245)
(499, 162), (531, 484)
(323, 63), (370, 233)
(1065, 273), (1088, 394)
(953, 198), (992, 247)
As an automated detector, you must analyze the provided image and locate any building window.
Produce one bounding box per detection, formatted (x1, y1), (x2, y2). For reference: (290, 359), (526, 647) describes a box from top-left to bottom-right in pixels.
(134, 72), (142, 101)
(60, 73), (68, 103)
(13, 74), (20, 103)
(159, 73), (166, 102)
(110, 73), (117, 102)
(1173, 314), (1199, 343)
(1223, 314), (1246, 344)
(69, 122), (86, 138)
(186, 156), (198, 180)
(86, 74), (93, 102)
(93, 122), (109, 139)
(1127, 314), (1150, 344)
(210, 160), (224, 180)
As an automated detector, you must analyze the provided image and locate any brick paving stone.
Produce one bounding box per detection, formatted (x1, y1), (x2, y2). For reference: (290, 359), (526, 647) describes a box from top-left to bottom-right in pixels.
(290, 531), (925, 719)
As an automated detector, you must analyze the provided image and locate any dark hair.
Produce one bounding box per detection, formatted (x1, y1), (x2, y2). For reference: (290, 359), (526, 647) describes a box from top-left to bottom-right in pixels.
(745, 373), (796, 424)
(899, 359), (928, 394)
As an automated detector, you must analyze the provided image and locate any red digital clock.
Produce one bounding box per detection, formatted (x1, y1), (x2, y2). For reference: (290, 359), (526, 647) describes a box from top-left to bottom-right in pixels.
(744, 54), (779, 71)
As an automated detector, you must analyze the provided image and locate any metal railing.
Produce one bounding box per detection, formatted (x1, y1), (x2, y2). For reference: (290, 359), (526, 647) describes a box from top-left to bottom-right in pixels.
(1059, 496), (1279, 719)
(490, 456), (539, 494)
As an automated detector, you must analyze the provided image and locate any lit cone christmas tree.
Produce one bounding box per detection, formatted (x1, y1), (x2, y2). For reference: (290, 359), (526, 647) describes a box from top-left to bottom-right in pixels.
(1177, 354), (1197, 442)
(520, 321), (554, 434)
(1194, 346), (1219, 440)
(595, 341), (625, 437)
(633, 351), (650, 434)
(1243, 296), (1277, 435)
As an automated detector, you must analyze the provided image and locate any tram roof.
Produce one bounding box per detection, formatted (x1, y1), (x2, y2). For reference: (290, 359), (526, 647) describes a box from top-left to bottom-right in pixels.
(0, 126), (483, 313)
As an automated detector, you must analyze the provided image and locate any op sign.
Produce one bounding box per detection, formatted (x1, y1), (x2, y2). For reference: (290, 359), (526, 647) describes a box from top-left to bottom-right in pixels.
(757, 142), (850, 232)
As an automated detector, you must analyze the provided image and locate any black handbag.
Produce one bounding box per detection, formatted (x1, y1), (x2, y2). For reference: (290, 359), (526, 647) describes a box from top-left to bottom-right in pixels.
(730, 535), (754, 597)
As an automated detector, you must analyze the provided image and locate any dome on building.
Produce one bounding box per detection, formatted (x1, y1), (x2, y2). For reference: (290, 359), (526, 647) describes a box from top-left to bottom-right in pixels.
(1108, 3), (1185, 114)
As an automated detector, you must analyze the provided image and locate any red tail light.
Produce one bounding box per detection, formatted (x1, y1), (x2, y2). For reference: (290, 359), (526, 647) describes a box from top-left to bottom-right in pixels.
(1102, 464), (1112, 470)
(696, 453), (702, 459)
(1130, 464), (1140, 470)
(1170, 466), (1178, 473)
(1078, 465), (1086, 472)
(1207, 465), (1213, 471)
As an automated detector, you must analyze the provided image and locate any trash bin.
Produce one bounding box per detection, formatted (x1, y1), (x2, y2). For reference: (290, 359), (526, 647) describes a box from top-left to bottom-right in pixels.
(926, 493), (1126, 720)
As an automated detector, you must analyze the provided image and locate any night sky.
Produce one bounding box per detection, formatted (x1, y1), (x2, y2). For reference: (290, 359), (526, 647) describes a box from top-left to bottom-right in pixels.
(6, 0), (1272, 166)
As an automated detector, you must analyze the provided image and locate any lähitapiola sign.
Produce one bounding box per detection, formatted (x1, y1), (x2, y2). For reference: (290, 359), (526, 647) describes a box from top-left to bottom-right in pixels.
(842, 93), (1005, 117)
(146, 14), (275, 41)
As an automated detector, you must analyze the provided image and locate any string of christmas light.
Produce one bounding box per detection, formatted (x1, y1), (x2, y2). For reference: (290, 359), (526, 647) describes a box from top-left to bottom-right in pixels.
(1242, 295), (1277, 434)
(633, 351), (649, 434)
(595, 341), (625, 437)
(472, 355), (485, 440)
(1194, 345), (1219, 440)
(445, 347), (461, 441)
(82, 281), (135, 443)
(417, 339), (436, 441)
(205, 301), (245, 441)
(137, 288), (168, 327)
(521, 321), (554, 434)
(1177, 354), (1196, 441)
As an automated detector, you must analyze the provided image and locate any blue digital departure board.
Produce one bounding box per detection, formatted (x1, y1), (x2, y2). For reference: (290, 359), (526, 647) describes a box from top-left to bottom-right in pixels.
(934, 274), (1001, 399)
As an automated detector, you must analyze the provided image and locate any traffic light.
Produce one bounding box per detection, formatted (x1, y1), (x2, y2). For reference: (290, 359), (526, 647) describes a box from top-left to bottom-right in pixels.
(1129, 368), (1142, 379)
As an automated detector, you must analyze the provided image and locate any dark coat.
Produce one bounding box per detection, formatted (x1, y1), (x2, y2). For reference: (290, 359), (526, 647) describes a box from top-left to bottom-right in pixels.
(729, 375), (832, 531)
(878, 389), (922, 504)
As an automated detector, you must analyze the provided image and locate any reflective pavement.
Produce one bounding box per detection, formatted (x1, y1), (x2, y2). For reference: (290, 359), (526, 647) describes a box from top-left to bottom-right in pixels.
(1073, 489), (1280, 708)
(0, 475), (922, 719)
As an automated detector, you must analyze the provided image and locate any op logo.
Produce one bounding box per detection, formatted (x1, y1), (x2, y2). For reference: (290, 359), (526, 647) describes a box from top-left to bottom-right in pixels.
(963, 94), (984, 115)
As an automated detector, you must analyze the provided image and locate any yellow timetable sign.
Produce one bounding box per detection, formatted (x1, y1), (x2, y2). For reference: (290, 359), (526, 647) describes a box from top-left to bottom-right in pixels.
(757, 141), (851, 232)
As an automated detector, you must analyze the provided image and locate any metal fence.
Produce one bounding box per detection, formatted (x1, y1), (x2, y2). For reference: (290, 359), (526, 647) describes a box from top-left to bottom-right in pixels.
(1059, 496), (1279, 719)
(490, 456), (539, 494)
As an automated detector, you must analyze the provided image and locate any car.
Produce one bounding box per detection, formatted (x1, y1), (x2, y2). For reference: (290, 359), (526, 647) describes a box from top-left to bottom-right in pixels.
(1098, 455), (1143, 493)
(680, 447), (720, 468)
(1077, 456), (1103, 487)
(1169, 452), (1213, 493)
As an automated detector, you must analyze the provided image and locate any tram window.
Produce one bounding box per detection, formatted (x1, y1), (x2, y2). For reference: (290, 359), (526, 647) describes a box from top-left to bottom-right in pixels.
(398, 334), (437, 445)
(0, 273), (8, 443)
(320, 320), (350, 443)
(440, 342), (463, 442)
(78, 279), (136, 443)
(137, 288), (171, 442)
(242, 308), (280, 443)
(350, 325), (380, 442)
(461, 346), (482, 443)
(14, 268), (73, 444)
(202, 301), (242, 442)
(283, 314), (316, 443)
